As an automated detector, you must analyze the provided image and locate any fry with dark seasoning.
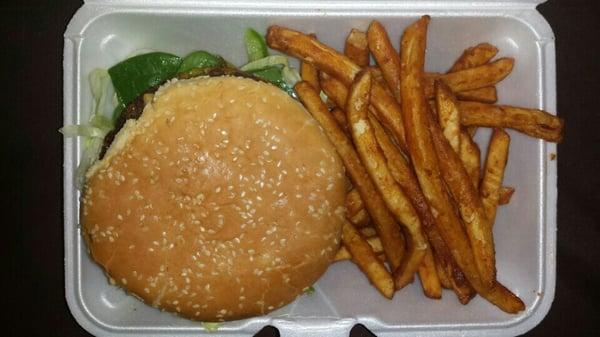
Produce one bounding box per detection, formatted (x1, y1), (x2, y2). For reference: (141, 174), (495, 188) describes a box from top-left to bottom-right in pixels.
(418, 247), (443, 299)
(368, 20), (402, 100)
(345, 29), (370, 67)
(480, 129), (511, 224)
(346, 70), (427, 289)
(449, 42), (499, 72)
(295, 80), (406, 272)
(341, 222), (395, 298)
(458, 101), (564, 142)
(399, 15), (524, 313)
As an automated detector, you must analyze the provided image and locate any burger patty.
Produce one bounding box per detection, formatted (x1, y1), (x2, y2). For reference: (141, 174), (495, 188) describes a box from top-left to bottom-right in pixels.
(99, 67), (266, 159)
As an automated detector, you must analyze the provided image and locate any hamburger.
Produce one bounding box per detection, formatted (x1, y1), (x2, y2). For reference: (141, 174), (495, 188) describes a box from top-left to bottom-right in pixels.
(81, 75), (347, 321)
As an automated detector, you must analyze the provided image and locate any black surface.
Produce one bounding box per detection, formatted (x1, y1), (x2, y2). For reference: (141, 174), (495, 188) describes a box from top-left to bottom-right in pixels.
(3, 0), (598, 336)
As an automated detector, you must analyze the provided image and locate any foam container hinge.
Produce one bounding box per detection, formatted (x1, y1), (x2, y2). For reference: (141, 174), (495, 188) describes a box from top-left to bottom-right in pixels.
(63, 1), (557, 336)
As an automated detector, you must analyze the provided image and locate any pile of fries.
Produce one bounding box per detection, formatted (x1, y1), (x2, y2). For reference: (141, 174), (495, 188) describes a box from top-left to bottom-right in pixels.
(267, 16), (563, 313)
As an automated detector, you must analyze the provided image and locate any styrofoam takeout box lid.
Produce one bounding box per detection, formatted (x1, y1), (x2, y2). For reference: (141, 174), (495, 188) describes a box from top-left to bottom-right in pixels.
(63, 1), (556, 336)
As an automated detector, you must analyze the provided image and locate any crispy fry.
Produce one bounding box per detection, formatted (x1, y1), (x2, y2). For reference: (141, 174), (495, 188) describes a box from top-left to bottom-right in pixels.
(301, 62), (320, 92)
(449, 43), (499, 72)
(423, 58), (514, 98)
(360, 226), (378, 238)
(345, 29), (370, 67)
(349, 209), (370, 227)
(267, 26), (408, 152)
(331, 107), (350, 134)
(435, 81), (481, 189)
(295, 81), (406, 271)
(346, 188), (371, 227)
(368, 20), (402, 100)
(335, 247), (386, 262)
(435, 81), (461, 152)
(498, 186), (515, 205)
(369, 113), (475, 303)
(429, 110), (497, 286)
(399, 16), (523, 313)
(320, 73), (349, 110)
(459, 132), (481, 189)
(418, 247), (443, 299)
(347, 70), (427, 289)
(480, 129), (510, 224)
(342, 222), (395, 298)
(434, 255), (452, 289)
(458, 101), (564, 142)
(456, 86), (497, 103)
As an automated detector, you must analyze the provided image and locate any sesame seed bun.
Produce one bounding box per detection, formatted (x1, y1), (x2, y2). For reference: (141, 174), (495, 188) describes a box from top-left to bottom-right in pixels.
(81, 76), (347, 321)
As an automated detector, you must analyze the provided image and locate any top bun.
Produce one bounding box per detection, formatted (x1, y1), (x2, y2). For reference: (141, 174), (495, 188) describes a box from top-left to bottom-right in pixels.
(81, 76), (347, 321)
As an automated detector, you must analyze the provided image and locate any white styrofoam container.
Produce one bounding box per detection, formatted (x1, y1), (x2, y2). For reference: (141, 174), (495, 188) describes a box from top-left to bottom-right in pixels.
(63, 1), (557, 336)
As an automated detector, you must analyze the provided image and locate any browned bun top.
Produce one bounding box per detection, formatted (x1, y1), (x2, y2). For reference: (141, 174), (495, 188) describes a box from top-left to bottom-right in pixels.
(81, 76), (347, 321)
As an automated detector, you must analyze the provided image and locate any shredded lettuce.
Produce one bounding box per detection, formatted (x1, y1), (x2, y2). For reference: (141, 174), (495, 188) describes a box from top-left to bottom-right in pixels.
(303, 286), (316, 295)
(201, 322), (221, 332)
(60, 68), (115, 188)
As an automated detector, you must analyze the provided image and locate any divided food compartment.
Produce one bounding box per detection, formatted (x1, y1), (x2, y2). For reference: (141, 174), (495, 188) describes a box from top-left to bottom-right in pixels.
(63, 1), (556, 336)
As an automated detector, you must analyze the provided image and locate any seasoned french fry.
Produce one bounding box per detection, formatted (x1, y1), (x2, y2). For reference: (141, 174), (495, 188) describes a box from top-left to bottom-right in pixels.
(267, 26), (408, 152)
(345, 29), (370, 67)
(342, 222), (395, 298)
(480, 129), (511, 224)
(399, 16), (523, 313)
(418, 247), (443, 299)
(459, 132), (481, 189)
(449, 43), (499, 72)
(350, 209), (371, 228)
(347, 70), (427, 289)
(331, 107), (350, 134)
(434, 255), (452, 289)
(369, 114), (475, 303)
(435, 80), (481, 189)
(458, 101), (564, 142)
(498, 186), (515, 205)
(301, 62), (320, 92)
(346, 188), (371, 227)
(295, 81), (406, 271)
(335, 246), (386, 262)
(423, 58), (514, 98)
(368, 20), (402, 100)
(360, 226), (378, 238)
(435, 81), (461, 152)
(456, 86), (497, 104)
(429, 109), (497, 287)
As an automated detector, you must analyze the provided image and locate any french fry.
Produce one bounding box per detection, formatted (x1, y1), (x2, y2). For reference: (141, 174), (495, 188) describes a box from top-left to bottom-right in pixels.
(449, 43), (499, 72)
(429, 107), (497, 287)
(342, 222), (395, 298)
(335, 246), (386, 262)
(267, 26), (409, 152)
(347, 70), (427, 289)
(346, 188), (371, 227)
(344, 29), (370, 67)
(301, 62), (320, 92)
(418, 247), (443, 299)
(434, 255), (452, 289)
(498, 186), (515, 205)
(480, 129), (511, 224)
(435, 81), (481, 189)
(399, 16), (523, 313)
(295, 81), (406, 271)
(435, 81), (461, 152)
(369, 114), (475, 303)
(350, 208), (371, 228)
(458, 101), (564, 142)
(368, 20), (402, 100)
(456, 86), (497, 104)
(331, 107), (350, 134)
(360, 226), (378, 238)
(423, 58), (514, 98)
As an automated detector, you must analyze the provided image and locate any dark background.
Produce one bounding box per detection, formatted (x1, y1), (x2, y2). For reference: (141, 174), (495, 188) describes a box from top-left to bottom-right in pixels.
(2, 0), (598, 336)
